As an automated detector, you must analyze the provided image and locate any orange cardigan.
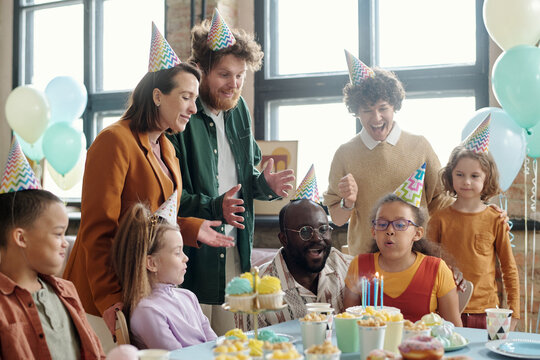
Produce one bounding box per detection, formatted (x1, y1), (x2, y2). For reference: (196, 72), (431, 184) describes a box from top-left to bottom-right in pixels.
(64, 120), (203, 316)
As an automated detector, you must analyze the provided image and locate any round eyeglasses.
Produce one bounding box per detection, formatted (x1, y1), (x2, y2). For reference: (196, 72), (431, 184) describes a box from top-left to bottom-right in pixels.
(372, 219), (419, 231)
(285, 225), (333, 241)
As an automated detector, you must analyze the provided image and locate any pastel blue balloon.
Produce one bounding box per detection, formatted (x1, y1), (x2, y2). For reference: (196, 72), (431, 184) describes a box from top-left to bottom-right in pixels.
(462, 107), (526, 191)
(43, 123), (82, 175)
(526, 122), (540, 159)
(15, 133), (44, 161)
(45, 76), (88, 123)
(492, 45), (540, 130)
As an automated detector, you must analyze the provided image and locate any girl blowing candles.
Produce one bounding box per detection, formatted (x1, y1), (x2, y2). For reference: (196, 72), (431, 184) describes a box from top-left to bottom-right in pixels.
(112, 201), (216, 350)
(344, 164), (462, 326)
(427, 116), (519, 330)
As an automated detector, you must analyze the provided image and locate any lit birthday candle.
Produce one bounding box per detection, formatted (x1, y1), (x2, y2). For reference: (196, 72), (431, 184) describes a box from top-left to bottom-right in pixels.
(380, 275), (384, 309)
(361, 277), (366, 309)
(367, 278), (370, 307)
(374, 272), (379, 309)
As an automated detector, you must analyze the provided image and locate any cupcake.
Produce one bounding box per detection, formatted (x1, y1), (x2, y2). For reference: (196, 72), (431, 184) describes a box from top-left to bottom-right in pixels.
(225, 277), (255, 311)
(257, 275), (284, 309)
(241, 272), (261, 288)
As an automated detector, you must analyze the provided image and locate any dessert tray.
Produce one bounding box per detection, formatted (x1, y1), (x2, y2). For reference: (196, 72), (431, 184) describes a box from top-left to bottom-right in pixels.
(486, 339), (540, 359)
(444, 338), (470, 352)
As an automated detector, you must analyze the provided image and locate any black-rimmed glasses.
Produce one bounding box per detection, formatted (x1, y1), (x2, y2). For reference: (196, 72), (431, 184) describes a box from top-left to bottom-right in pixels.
(372, 219), (419, 231)
(285, 225), (333, 241)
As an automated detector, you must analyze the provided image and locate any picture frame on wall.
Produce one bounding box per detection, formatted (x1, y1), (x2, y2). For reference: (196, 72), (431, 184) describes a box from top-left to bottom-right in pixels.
(254, 140), (298, 215)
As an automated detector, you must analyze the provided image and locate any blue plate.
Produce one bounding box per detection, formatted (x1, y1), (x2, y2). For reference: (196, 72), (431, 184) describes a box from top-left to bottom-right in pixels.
(486, 339), (540, 359)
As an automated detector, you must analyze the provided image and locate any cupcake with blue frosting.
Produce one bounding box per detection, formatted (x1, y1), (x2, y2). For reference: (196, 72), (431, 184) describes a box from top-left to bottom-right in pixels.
(225, 277), (255, 311)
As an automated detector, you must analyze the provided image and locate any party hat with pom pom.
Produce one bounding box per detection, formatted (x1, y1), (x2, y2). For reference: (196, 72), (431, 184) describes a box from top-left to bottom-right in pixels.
(393, 163), (426, 208)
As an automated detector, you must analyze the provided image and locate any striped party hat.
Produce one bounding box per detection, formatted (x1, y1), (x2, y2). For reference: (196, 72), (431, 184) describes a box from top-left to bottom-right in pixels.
(393, 163), (426, 208)
(207, 8), (236, 51)
(154, 189), (178, 226)
(345, 49), (375, 85)
(0, 138), (41, 193)
(463, 114), (490, 154)
(292, 164), (320, 203)
(148, 22), (181, 73)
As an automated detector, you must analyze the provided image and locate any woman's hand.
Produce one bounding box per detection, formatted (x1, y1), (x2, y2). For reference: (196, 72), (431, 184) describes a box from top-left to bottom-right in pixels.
(197, 220), (235, 247)
(103, 302), (124, 336)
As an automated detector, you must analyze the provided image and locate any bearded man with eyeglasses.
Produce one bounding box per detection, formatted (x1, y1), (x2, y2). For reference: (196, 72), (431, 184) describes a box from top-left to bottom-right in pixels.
(234, 199), (352, 330)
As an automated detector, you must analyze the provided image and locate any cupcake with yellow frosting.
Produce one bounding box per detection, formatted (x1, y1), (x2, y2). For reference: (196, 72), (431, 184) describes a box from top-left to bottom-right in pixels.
(256, 275), (284, 309)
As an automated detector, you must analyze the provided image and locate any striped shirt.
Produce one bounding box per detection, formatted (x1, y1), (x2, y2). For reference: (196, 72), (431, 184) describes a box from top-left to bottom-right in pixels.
(235, 247), (352, 330)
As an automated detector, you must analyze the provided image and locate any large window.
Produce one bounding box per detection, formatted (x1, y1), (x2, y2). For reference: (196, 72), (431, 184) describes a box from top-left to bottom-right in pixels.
(13, 0), (165, 198)
(255, 0), (489, 193)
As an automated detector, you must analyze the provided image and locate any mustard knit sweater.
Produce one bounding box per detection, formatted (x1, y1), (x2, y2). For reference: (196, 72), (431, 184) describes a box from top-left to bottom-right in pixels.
(324, 130), (451, 255)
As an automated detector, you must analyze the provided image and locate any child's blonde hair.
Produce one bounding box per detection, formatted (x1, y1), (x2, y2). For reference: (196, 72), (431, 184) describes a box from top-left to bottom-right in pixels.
(111, 203), (178, 317)
(441, 145), (500, 201)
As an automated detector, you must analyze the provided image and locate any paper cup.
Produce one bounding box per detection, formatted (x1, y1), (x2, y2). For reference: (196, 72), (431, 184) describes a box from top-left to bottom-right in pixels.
(486, 308), (513, 340)
(300, 320), (328, 349)
(358, 324), (386, 360)
(334, 317), (359, 353)
(383, 320), (403, 354)
(137, 349), (169, 360)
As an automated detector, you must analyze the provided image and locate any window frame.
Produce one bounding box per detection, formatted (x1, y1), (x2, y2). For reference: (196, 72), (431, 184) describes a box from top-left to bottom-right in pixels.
(12, 0), (164, 148)
(253, 0), (490, 141)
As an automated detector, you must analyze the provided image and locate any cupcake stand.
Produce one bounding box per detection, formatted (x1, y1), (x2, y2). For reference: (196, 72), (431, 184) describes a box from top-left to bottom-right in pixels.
(221, 267), (287, 340)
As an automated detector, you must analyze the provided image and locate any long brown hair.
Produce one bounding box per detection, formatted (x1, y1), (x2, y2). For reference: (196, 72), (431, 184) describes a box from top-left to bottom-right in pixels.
(111, 203), (178, 317)
(121, 63), (201, 133)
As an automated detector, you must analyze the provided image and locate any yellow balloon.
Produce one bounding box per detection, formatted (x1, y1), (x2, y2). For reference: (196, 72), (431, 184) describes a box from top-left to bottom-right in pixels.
(5, 86), (50, 143)
(46, 153), (84, 191)
(483, 0), (540, 51)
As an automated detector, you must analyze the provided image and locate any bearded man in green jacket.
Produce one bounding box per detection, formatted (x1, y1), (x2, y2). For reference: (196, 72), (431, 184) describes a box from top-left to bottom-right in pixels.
(167, 11), (295, 335)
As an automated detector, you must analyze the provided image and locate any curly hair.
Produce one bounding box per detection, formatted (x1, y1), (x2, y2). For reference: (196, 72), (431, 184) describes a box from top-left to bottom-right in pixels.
(367, 193), (456, 268)
(440, 145), (500, 201)
(189, 19), (264, 73)
(343, 67), (405, 115)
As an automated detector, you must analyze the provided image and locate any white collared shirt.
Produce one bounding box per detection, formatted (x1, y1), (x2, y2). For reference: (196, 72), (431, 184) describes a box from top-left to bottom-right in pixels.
(201, 101), (238, 242)
(359, 122), (402, 150)
(234, 248), (352, 330)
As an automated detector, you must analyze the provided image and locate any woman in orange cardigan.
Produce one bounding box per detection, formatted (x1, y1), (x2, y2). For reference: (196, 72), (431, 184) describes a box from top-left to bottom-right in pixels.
(64, 30), (234, 336)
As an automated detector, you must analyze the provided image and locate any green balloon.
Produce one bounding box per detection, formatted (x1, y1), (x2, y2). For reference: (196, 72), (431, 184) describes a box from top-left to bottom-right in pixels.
(492, 45), (540, 130)
(42, 123), (82, 175)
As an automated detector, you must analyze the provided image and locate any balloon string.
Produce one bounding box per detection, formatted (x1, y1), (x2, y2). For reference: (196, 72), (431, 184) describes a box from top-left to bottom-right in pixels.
(524, 158), (529, 332)
(531, 160), (537, 328)
(499, 194), (514, 247)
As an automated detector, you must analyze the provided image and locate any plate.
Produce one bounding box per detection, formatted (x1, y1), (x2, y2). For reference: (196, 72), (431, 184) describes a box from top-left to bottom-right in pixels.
(444, 339), (470, 352)
(346, 305), (401, 316)
(221, 302), (288, 313)
(486, 339), (540, 359)
(216, 330), (297, 345)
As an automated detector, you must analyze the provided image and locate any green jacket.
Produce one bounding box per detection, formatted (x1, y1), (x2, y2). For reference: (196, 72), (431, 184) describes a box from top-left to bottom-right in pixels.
(167, 97), (279, 304)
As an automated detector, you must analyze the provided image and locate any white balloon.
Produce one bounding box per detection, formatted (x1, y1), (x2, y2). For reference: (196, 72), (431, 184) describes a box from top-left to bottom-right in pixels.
(5, 86), (50, 143)
(483, 0), (540, 51)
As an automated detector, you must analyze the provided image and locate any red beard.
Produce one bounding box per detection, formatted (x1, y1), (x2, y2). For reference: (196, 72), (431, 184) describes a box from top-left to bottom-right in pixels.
(199, 80), (241, 112)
